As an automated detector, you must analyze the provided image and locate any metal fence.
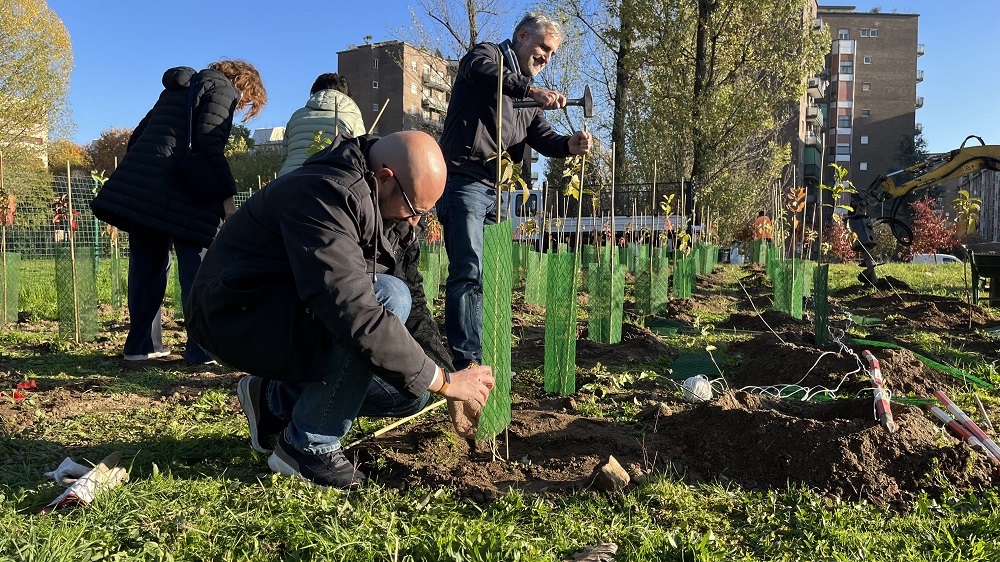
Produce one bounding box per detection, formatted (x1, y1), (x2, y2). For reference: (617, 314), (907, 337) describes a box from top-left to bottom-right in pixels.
(2, 172), (257, 260)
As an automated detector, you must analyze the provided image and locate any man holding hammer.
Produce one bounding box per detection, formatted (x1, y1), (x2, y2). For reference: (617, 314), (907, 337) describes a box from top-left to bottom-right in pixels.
(438, 12), (592, 370)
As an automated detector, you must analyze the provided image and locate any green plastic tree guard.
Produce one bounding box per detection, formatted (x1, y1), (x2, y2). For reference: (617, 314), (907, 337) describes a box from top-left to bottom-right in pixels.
(478, 221), (513, 441)
(544, 252), (578, 394)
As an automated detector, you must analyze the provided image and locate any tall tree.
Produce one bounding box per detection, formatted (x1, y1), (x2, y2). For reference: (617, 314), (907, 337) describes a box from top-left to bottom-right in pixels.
(85, 127), (132, 175)
(398, 0), (517, 59)
(0, 0), (73, 171)
(47, 138), (92, 175)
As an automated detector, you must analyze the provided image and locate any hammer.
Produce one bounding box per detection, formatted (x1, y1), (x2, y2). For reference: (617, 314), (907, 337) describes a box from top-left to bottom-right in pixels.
(513, 84), (593, 118)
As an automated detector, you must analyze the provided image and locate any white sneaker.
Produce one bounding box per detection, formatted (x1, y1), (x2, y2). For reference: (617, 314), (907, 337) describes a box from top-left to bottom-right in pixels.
(123, 350), (172, 361)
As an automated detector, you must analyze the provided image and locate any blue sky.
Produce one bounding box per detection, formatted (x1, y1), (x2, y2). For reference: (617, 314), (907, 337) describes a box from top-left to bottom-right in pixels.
(48, 0), (999, 156)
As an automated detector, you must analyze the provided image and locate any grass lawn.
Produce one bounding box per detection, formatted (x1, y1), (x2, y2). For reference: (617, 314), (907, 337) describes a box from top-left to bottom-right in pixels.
(1, 261), (998, 561)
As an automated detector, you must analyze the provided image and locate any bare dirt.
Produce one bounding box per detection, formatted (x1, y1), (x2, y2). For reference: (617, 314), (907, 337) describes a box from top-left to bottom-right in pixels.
(359, 268), (999, 507)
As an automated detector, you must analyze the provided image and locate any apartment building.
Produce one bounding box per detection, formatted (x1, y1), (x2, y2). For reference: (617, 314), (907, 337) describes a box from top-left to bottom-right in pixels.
(818, 5), (922, 193)
(337, 41), (453, 137)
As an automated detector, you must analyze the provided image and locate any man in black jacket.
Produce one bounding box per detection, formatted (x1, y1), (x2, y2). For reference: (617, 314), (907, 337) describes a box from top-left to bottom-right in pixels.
(187, 131), (494, 488)
(438, 13), (592, 370)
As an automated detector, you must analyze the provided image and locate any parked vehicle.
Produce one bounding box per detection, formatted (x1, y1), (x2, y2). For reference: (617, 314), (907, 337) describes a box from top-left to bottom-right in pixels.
(911, 253), (962, 265)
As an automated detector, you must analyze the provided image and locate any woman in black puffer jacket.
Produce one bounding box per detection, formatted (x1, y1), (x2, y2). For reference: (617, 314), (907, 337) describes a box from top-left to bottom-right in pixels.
(92, 59), (266, 364)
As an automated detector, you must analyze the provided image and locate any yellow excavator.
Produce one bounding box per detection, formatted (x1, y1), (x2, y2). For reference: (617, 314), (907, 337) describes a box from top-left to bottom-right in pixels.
(847, 135), (1000, 289)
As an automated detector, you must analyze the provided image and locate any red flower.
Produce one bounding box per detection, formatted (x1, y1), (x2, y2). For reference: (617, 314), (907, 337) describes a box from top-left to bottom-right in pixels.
(11, 390), (26, 401)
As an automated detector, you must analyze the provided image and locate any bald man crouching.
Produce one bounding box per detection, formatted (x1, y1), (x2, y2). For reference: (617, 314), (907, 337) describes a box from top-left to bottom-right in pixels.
(187, 131), (494, 488)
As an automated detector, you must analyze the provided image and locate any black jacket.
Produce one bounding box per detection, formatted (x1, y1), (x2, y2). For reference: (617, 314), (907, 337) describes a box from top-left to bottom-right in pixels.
(439, 40), (572, 184)
(91, 67), (239, 247)
(186, 135), (452, 398)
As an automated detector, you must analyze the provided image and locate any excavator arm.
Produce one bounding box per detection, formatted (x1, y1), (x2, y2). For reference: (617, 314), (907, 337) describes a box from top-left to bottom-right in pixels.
(847, 136), (1000, 284)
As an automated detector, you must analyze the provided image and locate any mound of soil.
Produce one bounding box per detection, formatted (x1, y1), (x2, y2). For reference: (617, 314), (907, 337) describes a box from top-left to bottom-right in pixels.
(725, 335), (963, 398)
(845, 293), (998, 331)
(363, 389), (995, 506)
(716, 310), (813, 341)
(513, 322), (673, 370)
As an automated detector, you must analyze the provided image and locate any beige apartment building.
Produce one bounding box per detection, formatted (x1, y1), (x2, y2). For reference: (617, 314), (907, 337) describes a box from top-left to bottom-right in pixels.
(337, 41), (453, 137)
(818, 5), (922, 192)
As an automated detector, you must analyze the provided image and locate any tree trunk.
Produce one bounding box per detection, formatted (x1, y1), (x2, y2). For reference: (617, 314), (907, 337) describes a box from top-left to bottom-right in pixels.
(611, 2), (633, 182)
(690, 0), (716, 218)
(466, 0), (478, 48)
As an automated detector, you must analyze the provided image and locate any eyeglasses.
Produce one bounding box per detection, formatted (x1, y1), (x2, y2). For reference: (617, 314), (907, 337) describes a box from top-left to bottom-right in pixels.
(385, 167), (425, 221)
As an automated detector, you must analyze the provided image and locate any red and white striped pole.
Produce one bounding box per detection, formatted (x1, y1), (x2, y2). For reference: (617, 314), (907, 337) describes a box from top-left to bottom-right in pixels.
(862, 350), (897, 434)
(924, 405), (997, 465)
(933, 390), (1000, 460)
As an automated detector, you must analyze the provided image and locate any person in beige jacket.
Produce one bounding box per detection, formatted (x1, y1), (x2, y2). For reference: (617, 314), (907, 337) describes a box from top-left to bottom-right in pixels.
(277, 73), (365, 176)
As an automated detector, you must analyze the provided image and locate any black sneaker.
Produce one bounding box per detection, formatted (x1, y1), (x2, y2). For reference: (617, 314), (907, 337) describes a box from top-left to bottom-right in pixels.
(267, 436), (366, 489)
(236, 376), (286, 453)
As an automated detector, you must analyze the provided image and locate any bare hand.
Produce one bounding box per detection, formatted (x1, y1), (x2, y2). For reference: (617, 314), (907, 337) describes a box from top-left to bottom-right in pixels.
(569, 130), (592, 155)
(529, 87), (566, 110)
(223, 196), (237, 220)
(440, 364), (494, 406)
(447, 398), (483, 439)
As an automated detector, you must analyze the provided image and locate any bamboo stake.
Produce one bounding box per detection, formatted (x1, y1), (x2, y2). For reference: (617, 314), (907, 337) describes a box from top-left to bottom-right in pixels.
(609, 142), (616, 289)
(66, 162), (80, 343)
(649, 161), (657, 302)
(343, 399), (448, 450)
(367, 98), (392, 135)
(495, 56), (504, 216)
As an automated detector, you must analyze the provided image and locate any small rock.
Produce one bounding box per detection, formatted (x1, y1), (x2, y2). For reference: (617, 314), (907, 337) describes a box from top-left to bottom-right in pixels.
(590, 455), (630, 492)
(626, 462), (647, 485)
(636, 403), (670, 421)
(563, 542), (618, 561)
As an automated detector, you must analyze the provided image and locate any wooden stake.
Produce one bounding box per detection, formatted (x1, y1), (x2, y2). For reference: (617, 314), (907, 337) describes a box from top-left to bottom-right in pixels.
(66, 162), (80, 343)
(367, 98), (391, 135)
(343, 399), (448, 450)
(495, 56), (504, 215)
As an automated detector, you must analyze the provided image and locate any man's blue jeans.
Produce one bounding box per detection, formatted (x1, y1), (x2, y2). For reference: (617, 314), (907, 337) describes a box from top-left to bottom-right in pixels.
(437, 177), (497, 370)
(268, 274), (430, 455)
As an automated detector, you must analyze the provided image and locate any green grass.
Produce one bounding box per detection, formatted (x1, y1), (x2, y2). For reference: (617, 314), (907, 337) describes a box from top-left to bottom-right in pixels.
(2, 263), (1000, 560)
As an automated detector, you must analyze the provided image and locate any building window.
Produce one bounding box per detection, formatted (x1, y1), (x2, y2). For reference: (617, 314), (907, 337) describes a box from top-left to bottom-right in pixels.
(372, 81), (379, 89)
(411, 60), (418, 71)
(836, 144), (851, 155)
(860, 29), (869, 37)
(411, 82), (417, 94)
(372, 103), (379, 112)
(373, 58), (379, 69)
(860, 162), (868, 171)
(862, 82), (871, 91)
(838, 115), (851, 128)
(870, 29), (878, 37)
(863, 56), (872, 64)
(861, 108), (871, 117)
(838, 28), (849, 40)
(411, 105), (418, 115)
(840, 63), (853, 74)
(861, 135), (869, 144)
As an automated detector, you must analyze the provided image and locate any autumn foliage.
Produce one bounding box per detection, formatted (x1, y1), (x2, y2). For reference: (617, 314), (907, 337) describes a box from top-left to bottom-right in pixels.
(822, 214), (856, 263)
(904, 196), (958, 261)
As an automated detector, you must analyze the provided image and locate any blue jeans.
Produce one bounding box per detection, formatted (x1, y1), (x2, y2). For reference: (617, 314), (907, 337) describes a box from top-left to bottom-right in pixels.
(124, 229), (212, 364)
(268, 274), (430, 455)
(437, 177), (497, 370)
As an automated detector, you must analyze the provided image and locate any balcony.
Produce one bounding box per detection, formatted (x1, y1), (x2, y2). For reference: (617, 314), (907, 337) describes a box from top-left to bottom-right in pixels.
(916, 70), (924, 82)
(422, 71), (452, 92)
(915, 96), (924, 109)
(804, 163), (821, 181)
(915, 122), (923, 134)
(806, 105), (823, 128)
(807, 76), (826, 99)
(420, 117), (444, 133)
(917, 43), (925, 57)
(812, 17), (823, 31)
(805, 132), (824, 151)
(422, 95), (448, 114)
